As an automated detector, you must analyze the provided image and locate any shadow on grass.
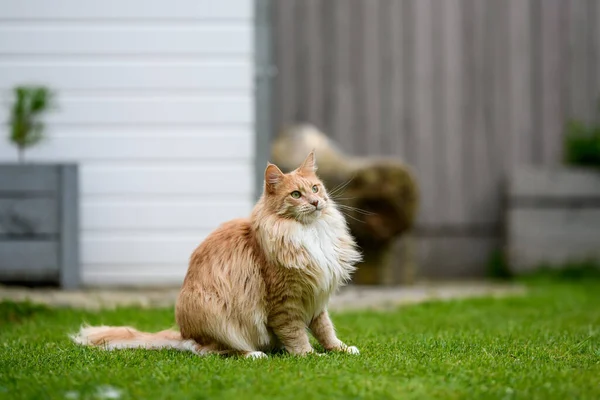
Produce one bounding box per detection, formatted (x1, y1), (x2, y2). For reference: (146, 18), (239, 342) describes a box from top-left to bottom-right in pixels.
(486, 246), (600, 282)
(519, 260), (600, 282)
(0, 300), (54, 325)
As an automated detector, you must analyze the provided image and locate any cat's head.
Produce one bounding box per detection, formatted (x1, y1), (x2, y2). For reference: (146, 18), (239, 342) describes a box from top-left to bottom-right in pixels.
(263, 151), (330, 223)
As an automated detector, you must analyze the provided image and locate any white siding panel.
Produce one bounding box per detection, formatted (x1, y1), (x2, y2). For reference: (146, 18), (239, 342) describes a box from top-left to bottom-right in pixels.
(0, 63), (252, 90)
(0, 26), (251, 55)
(81, 164), (252, 195)
(83, 201), (251, 231)
(0, 0), (254, 286)
(1, 0), (252, 20)
(0, 132), (252, 161)
(82, 235), (204, 265)
(0, 97), (252, 125)
(83, 267), (190, 286)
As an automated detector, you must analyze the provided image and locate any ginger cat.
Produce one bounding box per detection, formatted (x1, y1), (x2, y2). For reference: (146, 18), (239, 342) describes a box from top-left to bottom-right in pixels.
(72, 152), (362, 358)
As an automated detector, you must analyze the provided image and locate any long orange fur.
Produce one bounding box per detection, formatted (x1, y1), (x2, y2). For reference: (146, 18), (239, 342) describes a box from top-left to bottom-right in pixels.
(72, 152), (362, 358)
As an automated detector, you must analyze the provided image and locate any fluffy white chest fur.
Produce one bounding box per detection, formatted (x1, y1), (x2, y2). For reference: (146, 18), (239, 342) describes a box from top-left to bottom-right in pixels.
(259, 208), (357, 320)
(285, 210), (354, 318)
(294, 218), (346, 288)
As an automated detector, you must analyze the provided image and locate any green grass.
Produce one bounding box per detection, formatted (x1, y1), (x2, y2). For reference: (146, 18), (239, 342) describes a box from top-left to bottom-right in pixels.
(0, 282), (599, 400)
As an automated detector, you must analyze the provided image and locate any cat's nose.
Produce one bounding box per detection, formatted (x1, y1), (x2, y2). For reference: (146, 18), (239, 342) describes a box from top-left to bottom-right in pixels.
(310, 200), (319, 208)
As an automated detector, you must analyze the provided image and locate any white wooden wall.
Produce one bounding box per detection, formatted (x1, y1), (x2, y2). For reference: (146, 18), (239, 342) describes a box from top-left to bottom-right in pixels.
(0, 0), (255, 286)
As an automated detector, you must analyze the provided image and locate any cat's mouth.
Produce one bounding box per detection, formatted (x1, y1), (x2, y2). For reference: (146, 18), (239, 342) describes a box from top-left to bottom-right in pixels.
(302, 209), (321, 217)
(296, 208), (323, 222)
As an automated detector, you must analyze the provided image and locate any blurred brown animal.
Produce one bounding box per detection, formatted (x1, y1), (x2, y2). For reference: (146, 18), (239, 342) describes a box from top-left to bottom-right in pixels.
(272, 124), (419, 285)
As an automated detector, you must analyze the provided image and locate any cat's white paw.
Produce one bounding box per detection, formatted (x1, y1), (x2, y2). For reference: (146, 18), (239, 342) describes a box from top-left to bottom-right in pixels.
(344, 346), (360, 355)
(245, 351), (267, 359)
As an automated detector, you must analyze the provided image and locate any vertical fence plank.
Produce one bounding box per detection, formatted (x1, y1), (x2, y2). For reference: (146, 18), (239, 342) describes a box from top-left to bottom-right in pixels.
(587, 0), (599, 122)
(294, 0), (309, 122)
(274, 0), (297, 130)
(347, 0), (365, 154)
(508, 0), (533, 167)
(362, 0), (382, 154)
(305, 0), (324, 127)
(461, 0), (477, 229)
(331, 0), (353, 148)
(425, 0), (447, 268)
(568, 0), (591, 122)
(559, 0), (572, 161)
(478, 0), (509, 225)
(540, 0), (566, 165)
(413, 0), (436, 227)
(530, 0), (543, 164)
(595, 0), (600, 121)
(470, 0), (495, 224)
(442, 0), (466, 225)
(388, 0), (405, 159)
(379, 0), (394, 156)
(491, 0), (510, 178)
(321, 0), (335, 134)
(431, 0), (446, 225)
(402, 0), (417, 168)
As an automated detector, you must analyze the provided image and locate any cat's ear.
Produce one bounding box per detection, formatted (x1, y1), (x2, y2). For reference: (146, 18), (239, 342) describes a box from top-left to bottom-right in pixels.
(265, 162), (284, 191)
(297, 150), (317, 175)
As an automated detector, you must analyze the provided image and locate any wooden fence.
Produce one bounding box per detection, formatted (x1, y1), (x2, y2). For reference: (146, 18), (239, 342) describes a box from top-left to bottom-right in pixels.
(270, 0), (600, 277)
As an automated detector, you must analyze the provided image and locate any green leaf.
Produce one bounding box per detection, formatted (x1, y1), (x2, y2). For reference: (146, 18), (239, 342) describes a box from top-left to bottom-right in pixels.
(564, 116), (600, 167)
(7, 85), (55, 160)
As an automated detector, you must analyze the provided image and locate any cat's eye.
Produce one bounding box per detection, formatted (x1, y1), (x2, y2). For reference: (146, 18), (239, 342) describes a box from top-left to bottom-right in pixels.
(291, 191), (301, 199)
(312, 185), (319, 193)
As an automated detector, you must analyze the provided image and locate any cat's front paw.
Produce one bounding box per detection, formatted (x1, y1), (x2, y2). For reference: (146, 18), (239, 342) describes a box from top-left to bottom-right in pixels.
(327, 343), (360, 355)
(344, 346), (360, 355)
(287, 347), (317, 357)
(244, 351), (268, 359)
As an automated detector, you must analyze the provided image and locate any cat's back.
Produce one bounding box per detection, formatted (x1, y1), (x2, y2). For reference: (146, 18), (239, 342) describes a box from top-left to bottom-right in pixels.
(182, 218), (263, 287)
(177, 217), (271, 349)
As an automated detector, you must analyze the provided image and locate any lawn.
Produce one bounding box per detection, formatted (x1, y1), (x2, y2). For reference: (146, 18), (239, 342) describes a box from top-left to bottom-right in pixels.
(0, 280), (598, 400)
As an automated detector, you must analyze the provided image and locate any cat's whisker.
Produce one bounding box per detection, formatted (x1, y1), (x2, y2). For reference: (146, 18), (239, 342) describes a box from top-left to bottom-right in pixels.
(339, 209), (374, 216)
(331, 196), (357, 201)
(341, 210), (373, 217)
(329, 186), (351, 198)
(327, 180), (350, 196)
(337, 204), (375, 216)
(338, 210), (366, 224)
(327, 176), (356, 197)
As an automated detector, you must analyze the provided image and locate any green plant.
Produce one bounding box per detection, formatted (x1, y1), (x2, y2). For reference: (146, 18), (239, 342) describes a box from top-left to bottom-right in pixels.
(520, 259), (600, 281)
(564, 118), (600, 167)
(8, 85), (54, 163)
(486, 248), (512, 280)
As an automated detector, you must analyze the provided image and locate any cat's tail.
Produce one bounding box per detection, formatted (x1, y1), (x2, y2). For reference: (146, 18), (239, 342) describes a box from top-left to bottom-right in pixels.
(70, 325), (206, 354)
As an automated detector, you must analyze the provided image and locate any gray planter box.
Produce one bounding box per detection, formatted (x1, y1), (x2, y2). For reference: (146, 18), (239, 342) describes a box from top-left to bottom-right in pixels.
(0, 164), (79, 288)
(507, 166), (600, 273)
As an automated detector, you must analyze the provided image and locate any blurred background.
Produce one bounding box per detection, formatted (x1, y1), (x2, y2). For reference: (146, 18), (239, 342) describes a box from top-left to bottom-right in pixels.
(0, 0), (599, 289)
